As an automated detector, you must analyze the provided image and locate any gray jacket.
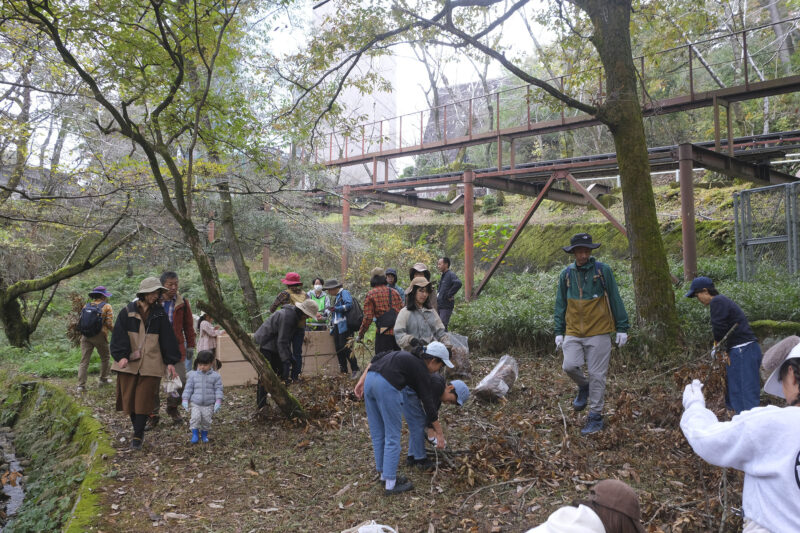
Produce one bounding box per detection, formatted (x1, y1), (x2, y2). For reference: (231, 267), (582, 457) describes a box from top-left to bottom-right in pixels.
(183, 369), (223, 407)
(394, 307), (449, 351)
(253, 305), (303, 363)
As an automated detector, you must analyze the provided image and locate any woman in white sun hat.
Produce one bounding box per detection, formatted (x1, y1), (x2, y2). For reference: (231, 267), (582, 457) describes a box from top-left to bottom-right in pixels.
(680, 338), (800, 533)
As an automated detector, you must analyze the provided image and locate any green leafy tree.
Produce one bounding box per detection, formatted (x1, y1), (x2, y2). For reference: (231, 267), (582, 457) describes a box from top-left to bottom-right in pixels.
(3, 0), (306, 418)
(286, 0), (681, 344)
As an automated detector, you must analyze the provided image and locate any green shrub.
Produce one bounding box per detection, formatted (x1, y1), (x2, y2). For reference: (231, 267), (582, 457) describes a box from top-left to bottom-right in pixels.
(449, 259), (800, 362)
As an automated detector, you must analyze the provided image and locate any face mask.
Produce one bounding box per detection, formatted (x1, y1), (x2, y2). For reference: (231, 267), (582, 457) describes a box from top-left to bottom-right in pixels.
(314, 284), (323, 291)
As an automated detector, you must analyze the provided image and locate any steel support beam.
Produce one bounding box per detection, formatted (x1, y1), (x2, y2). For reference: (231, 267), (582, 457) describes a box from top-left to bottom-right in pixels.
(463, 170), (475, 302)
(564, 173), (628, 236)
(478, 176), (609, 204)
(360, 190), (465, 212)
(678, 145), (698, 281)
(673, 143), (798, 184)
(473, 172), (561, 299)
(341, 185), (350, 279)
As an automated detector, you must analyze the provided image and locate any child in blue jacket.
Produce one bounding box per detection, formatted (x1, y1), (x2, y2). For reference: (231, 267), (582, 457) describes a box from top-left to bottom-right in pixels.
(182, 350), (223, 443)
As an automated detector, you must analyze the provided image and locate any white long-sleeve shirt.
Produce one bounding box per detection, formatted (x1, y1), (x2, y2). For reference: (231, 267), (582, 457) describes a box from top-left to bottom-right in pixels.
(681, 404), (800, 533)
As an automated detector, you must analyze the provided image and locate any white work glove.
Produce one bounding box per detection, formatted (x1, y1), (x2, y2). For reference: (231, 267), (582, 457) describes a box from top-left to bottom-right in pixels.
(353, 334), (361, 344)
(682, 379), (705, 410)
(615, 332), (628, 347)
(555, 335), (564, 350)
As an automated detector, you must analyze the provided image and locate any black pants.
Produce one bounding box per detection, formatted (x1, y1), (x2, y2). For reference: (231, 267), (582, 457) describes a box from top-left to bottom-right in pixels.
(257, 347), (291, 409)
(438, 308), (454, 331)
(333, 328), (358, 373)
(375, 332), (399, 356)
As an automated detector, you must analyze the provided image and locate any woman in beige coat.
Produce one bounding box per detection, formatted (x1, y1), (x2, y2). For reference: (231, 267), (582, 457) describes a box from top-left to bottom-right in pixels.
(110, 277), (180, 450)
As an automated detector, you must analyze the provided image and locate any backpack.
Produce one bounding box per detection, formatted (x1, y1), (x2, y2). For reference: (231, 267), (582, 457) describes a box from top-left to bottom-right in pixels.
(375, 288), (399, 334)
(79, 301), (105, 337)
(345, 295), (364, 333)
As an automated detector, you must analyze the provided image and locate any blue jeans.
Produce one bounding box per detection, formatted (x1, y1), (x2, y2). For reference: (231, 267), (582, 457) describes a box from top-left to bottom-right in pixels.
(726, 341), (762, 413)
(402, 387), (427, 460)
(364, 372), (403, 480)
(291, 329), (304, 380)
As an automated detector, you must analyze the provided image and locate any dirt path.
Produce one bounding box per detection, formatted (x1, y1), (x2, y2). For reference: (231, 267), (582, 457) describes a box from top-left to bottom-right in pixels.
(67, 351), (742, 532)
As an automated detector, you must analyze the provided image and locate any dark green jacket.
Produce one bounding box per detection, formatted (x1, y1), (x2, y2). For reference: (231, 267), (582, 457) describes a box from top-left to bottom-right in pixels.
(553, 257), (629, 336)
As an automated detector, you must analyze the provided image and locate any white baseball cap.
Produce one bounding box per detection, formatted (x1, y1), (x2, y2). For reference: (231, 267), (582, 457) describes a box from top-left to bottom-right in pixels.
(424, 341), (454, 368)
(764, 342), (800, 398)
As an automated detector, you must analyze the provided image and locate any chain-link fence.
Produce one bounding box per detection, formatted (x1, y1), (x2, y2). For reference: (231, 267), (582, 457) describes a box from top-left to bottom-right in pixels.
(734, 183), (800, 281)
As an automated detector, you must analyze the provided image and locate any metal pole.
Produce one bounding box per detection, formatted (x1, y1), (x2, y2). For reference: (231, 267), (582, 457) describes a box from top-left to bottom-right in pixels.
(786, 185), (793, 274)
(745, 193), (753, 280)
(734, 193), (742, 281)
(463, 170), (475, 302)
(678, 144), (698, 281)
(341, 185), (350, 279)
(713, 96), (721, 152)
(564, 173), (628, 236)
(792, 183), (800, 275)
(473, 172), (560, 299)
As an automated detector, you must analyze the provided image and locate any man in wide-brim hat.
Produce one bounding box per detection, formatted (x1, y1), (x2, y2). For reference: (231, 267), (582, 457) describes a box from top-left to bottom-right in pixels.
(553, 233), (629, 436)
(323, 279), (360, 377)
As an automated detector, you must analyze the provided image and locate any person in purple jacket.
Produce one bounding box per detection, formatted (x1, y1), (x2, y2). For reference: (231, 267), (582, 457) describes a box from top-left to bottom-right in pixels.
(685, 276), (762, 413)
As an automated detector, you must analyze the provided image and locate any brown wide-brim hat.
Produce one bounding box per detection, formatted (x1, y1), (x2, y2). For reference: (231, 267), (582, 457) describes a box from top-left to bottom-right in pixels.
(322, 279), (343, 290)
(563, 232), (601, 253)
(409, 277), (433, 290)
(409, 262), (431, 281)
(589, 479), (645, 533)
(296, 299), (319, 319)
(371, 267), (386, 278)
(137, 276), (167, 295)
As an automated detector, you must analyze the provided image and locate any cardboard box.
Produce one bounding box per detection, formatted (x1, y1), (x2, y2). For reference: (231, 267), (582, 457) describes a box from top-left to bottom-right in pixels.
(216, 334), (258, 386)
(214, 331), (342, 384)
(302, 331), (340, 377)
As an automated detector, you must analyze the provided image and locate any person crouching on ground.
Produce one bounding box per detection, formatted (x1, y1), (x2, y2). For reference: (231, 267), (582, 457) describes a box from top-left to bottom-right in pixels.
(110, 277), (180, 451)
(361, 342), (453, 495)
(182, 350), (223, 444)
(680, 342), (800, 532)
(406, 375), (469, 469)
(685, 276), (762, 413)
(354, 348), (470, 469)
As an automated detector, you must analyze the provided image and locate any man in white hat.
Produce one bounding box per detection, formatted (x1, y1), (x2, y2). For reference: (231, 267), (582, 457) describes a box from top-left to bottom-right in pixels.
(554, 233), (629, 435)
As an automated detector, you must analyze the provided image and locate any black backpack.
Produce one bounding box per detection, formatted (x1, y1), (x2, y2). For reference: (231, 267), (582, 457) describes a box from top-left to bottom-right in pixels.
(79, 301), (105, 337)
(345, 295), (364, 333)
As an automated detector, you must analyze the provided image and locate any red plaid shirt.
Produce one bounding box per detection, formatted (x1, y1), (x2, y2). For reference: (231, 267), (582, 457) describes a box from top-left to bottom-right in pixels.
(359, 285), (403, 337)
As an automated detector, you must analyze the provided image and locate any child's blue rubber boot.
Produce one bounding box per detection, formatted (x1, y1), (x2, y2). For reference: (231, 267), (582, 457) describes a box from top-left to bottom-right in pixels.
(191, 428), (199, 444)
(201, 430), (209, 443)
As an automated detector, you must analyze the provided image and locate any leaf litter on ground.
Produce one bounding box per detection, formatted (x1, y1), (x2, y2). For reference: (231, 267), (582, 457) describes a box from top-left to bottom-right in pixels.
(60, 349), (746, 532)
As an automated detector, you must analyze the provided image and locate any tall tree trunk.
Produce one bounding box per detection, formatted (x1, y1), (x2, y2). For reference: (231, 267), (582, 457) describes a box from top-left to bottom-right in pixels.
(218, 182), (262, 331)
(0, 289), (32, 348)
(180, 222), (305, 419)
(760, 0), (794, 71)
(0, 67), (32, 203)
(578, 0), (681, 344)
